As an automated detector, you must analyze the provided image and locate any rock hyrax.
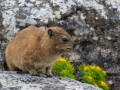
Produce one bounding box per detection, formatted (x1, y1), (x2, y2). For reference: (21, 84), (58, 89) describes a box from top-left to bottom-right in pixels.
(5, 25), (76, 76)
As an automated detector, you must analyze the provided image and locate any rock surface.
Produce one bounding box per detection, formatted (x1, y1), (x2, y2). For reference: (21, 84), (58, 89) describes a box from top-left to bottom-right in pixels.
(0, 0), (120, 89)
(0, 71), (101, 90)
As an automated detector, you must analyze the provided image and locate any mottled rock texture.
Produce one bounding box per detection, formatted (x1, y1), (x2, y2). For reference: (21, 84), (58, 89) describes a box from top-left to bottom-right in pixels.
(0, 71), (101, 90)
(0, 0), (120, 90)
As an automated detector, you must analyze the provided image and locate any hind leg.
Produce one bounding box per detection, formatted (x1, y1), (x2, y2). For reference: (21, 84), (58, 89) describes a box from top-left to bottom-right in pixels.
(23, 62), (38, 76)
(6, 59), (16, 71)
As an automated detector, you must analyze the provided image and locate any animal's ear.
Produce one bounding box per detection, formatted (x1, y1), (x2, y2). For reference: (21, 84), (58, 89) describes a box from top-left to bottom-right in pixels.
(48, 29), (54, 37)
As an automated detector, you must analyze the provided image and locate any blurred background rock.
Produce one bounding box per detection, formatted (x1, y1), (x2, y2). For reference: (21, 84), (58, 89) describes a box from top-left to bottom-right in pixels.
(0, 0), (120, 90)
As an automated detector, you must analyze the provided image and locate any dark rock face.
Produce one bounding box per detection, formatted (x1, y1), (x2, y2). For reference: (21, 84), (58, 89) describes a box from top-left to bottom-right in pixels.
(0, 0), (120, 89)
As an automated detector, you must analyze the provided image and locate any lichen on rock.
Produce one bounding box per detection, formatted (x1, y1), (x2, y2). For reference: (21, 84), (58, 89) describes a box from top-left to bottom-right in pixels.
(0, 0), (120, 89)
(0, 71), (101, 90)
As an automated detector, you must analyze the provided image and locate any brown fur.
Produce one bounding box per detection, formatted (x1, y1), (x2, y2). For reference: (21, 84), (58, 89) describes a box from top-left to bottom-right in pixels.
(5, 25), (75, 76)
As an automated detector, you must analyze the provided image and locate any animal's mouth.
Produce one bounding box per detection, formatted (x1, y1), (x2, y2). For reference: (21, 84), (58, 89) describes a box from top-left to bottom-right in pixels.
(66, 48), (72, 50)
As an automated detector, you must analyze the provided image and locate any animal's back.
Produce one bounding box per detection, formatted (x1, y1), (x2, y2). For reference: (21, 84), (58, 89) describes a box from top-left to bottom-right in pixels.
(5, 25), (43, 71)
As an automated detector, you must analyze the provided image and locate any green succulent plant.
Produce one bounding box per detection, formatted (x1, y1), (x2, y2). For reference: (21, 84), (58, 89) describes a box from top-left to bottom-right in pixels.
(78, 65), (109, 90)
(52, 58), (75, 79)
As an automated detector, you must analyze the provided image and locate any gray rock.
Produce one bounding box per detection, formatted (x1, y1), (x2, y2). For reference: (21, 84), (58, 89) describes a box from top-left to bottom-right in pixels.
(0, 0), (120, 89)
(1, 0), (76, 39)
(0, 71), (101, 90)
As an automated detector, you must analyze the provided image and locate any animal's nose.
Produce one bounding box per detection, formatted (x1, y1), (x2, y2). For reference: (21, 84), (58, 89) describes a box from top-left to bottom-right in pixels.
(73, 42), (77, 48)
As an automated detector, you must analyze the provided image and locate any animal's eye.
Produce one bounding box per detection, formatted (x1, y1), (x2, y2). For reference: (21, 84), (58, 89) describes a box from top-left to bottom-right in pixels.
(62, 38), (68, 42)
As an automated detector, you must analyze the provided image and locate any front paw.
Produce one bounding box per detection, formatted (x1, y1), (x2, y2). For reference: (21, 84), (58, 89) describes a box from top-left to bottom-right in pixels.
(46, 72), (53, 77)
